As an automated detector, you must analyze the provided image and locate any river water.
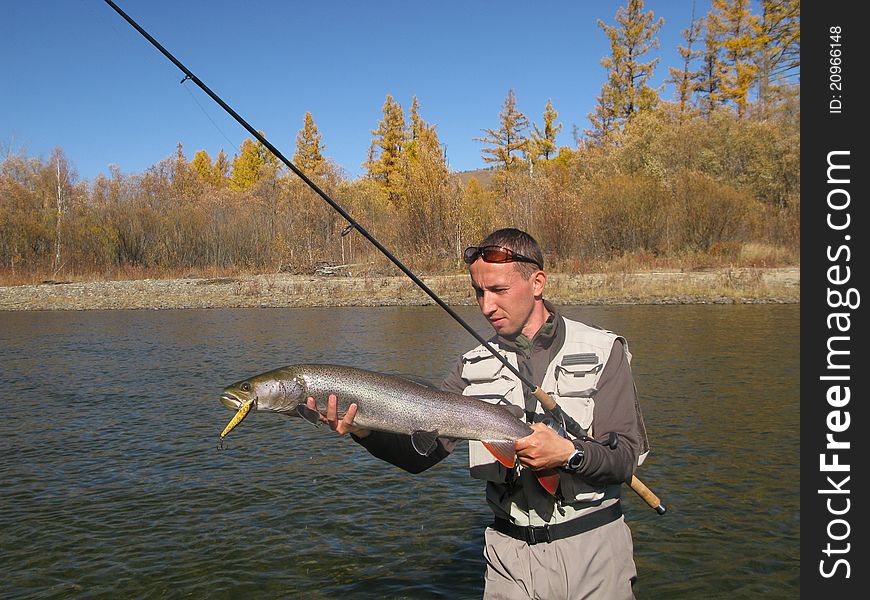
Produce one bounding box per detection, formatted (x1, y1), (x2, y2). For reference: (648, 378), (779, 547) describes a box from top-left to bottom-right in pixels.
(0, 304), (799, 599)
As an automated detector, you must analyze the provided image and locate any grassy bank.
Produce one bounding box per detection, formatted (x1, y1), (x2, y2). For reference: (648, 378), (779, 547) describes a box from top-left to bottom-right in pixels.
(0, 266), (799, 311)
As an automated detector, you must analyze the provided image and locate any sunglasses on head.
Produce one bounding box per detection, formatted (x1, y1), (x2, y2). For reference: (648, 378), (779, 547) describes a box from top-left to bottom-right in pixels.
(463, 245), (543, 269)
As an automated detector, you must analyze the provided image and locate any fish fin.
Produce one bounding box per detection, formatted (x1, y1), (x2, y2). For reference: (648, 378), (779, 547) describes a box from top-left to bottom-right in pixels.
(481, 440), (517, 469)
(498, 404), (525, 420)
(410, 430), (439, 456)
(295, 404), (322, 426)
(535, 469), (561, 496)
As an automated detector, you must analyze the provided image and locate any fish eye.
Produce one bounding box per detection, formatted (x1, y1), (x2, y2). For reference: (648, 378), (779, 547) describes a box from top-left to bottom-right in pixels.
(241, 382), (252, 392)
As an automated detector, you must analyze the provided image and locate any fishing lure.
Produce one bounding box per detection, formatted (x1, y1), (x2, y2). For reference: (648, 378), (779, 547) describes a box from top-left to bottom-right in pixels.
(220, 398), (254, 440)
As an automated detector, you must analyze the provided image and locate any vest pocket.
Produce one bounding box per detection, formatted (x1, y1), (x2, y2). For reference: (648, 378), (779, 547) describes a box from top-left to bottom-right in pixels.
(464, 379), (518, 404)
(555, 360), (602, 397)
(555, 396), (595, 431)
(559, 474), (608, 503)
(554, 361), (599, 431)
(461, 352), (507, 382)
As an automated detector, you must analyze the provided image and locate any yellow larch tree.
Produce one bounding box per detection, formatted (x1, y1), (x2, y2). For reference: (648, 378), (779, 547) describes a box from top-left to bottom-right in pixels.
(587, 0), (664, 141)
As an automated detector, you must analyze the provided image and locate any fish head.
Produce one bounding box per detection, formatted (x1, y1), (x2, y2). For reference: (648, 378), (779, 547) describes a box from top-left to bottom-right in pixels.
(221, 367), (307, 414)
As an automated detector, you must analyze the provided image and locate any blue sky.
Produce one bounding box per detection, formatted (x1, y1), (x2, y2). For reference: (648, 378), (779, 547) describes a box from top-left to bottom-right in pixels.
(2, 1), (712, 183)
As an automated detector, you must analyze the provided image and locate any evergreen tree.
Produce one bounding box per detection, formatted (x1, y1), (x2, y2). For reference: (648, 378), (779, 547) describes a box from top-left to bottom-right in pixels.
(476, 89), (529, 170)
(587, 0), (664, 140)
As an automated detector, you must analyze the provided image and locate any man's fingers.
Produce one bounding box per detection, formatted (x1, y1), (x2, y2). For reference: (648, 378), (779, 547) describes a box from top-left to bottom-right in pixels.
(334, 403), (359, 435)
(326, 394), (338, 422)
(343, 402), (358, 425)
(304, 395), (368, 437)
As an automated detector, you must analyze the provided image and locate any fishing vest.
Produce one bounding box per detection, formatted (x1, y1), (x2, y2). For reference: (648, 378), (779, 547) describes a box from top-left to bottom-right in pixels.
(461, 317), (639, 525)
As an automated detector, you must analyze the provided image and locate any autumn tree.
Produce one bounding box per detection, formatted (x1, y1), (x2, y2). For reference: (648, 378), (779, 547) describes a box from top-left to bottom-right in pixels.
(169, 143), (197, 203)
(460, 177), (499, 249)
(403, 98), (450, 248)
(707, 0), (761, 119)
(694, 18), (724, 116)
(667, 3), (704, 118)
(230, 135), (278, 191)
(48, 147), (75, 274)
(756, 0), (800, 116)
(365, 94), (407, 205)
(291, 111), (332, 265)
(530, 98), (563, 160)
(476, 89), (529, 170)
(191, 149), (214, 183)
(407, 96), (425, 151)
(293, 111), (326, 176)
(213, 149), (230, 187)
(587, 0), (664, 141)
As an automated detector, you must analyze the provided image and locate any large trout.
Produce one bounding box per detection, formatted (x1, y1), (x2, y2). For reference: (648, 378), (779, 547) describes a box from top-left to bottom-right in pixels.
(220, 363), (560, 494)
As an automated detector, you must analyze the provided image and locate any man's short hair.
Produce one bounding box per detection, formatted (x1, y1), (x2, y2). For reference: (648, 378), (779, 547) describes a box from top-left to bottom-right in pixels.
(477, 228), (544, 279)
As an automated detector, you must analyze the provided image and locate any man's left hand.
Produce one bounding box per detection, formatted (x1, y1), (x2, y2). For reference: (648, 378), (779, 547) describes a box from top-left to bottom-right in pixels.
(514, 422), (576, 471)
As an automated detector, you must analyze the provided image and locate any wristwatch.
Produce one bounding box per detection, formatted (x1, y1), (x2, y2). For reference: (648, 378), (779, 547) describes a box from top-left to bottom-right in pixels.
(563, 442), (585, 472)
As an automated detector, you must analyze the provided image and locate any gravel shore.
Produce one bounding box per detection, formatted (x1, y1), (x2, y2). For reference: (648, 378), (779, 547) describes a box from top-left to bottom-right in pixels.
(0, 267), (799, 311)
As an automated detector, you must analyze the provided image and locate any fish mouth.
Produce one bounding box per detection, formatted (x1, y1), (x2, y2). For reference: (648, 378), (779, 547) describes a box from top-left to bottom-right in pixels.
(221, 392), (247, 410)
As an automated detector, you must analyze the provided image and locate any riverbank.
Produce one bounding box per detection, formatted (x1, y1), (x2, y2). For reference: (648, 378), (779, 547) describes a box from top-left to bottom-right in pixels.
(0, 267), (799, 310)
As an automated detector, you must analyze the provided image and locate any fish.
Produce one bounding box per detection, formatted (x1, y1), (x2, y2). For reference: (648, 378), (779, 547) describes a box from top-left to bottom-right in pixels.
(219, 363), (560, 494)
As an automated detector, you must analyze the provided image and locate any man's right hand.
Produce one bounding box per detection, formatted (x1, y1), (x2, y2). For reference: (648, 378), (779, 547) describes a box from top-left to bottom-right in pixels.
(306, 394), (371, 438)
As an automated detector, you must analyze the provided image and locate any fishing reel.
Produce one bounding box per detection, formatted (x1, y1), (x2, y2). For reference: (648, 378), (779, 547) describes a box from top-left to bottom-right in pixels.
(535, 413), (567, 438)
(533, 413), (620, 450)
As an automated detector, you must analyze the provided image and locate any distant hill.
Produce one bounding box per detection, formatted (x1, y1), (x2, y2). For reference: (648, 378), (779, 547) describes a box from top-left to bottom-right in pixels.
(451, 167), (495, 189)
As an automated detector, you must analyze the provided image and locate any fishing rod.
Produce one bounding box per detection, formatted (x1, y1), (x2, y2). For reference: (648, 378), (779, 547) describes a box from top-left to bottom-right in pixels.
(103, 0), (664, 515)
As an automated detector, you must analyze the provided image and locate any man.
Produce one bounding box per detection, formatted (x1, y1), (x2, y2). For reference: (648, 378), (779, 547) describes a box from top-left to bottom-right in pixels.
(309, 228), (648, 599)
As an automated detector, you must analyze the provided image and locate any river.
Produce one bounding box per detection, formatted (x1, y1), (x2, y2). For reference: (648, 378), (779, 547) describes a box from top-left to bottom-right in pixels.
(0, 304), (799, 599)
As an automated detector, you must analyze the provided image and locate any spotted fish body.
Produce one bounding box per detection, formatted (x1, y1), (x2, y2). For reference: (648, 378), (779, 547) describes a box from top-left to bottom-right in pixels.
(219, 363), (561, 491)
(221, 363), (531, 444)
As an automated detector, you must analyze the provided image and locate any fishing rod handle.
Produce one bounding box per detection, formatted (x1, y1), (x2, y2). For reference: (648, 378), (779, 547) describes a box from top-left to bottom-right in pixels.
(532, 386), (558, 412)
(630, 476), (667, 515)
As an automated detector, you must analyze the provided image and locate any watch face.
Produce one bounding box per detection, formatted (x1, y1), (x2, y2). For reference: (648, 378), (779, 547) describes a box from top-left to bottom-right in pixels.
(568, 449), (584, 469)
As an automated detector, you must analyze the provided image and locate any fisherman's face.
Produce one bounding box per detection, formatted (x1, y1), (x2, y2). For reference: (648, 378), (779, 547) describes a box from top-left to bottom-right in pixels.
(469, 260), (545, 339)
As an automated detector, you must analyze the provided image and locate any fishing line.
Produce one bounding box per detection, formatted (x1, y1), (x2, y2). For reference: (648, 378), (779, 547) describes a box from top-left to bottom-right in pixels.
(102, 0), (665, 514)
(180, 79), (240, 152)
